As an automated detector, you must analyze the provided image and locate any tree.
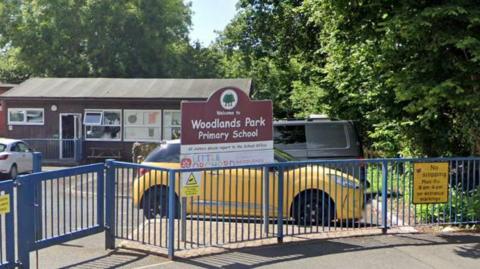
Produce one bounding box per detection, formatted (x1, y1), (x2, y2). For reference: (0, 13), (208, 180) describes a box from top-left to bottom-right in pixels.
(0, 0), (193, 78)
(304, 0), (480, 156)
(218, 0), (480, 157)
(0, 48), (30, 83)
(217, 0), (324, 118)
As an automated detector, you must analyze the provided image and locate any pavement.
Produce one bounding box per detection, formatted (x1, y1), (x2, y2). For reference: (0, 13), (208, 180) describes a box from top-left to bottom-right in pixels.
(31, 231), (480, 269)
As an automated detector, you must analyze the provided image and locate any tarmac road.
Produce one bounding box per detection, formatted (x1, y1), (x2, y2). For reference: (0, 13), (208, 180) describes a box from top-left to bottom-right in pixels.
(161, 232), (480, 269)
(32, 232), (480, 268)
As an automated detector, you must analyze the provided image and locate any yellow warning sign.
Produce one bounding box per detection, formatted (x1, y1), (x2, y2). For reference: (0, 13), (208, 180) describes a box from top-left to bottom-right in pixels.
(0, 194), (10, 214)
(182, 172), (201, 197)
(413, 162), (449, 204)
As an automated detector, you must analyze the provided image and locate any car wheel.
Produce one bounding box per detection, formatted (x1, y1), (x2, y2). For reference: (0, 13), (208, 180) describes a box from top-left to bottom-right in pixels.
(293, 191), (333, 226)
(9, 165), (18, 179)
(142, 186), (179, 219)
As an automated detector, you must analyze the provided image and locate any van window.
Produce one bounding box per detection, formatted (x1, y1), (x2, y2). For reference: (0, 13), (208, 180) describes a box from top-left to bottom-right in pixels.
(306, 123), (348, 149)
(273, 125), (306, 148)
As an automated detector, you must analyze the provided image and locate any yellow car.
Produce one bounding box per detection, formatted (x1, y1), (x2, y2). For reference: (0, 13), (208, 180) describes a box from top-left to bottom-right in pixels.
(133, 140), (365, 225)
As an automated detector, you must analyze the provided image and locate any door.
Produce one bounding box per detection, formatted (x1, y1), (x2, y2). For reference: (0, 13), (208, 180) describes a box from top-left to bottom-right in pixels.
(60, 114), (81, 159)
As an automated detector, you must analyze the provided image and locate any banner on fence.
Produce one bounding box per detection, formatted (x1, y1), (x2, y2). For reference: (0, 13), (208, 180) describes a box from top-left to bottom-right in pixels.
(413, 162), (449, 204)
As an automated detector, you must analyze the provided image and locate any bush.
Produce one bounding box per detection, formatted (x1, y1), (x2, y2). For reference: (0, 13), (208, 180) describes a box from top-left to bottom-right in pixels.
(417, 186), (480, 223)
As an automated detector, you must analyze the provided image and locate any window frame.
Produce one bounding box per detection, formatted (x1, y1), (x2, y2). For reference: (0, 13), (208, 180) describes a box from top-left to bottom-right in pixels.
(8, 108), (45, 126)
(123, 109), (162, 142)
(162, 109), (181, 140)
(84, 109), (122, 141)
(83, 111), (103, 126)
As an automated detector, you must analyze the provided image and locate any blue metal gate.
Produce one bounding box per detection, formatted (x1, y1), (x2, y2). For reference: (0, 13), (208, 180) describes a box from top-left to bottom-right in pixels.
(16, 163), (104, 268)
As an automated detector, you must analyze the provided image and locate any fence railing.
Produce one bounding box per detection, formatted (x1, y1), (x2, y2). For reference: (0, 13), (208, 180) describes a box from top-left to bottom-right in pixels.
(22, 138), (83, 162)
(107, 157), (480, 258)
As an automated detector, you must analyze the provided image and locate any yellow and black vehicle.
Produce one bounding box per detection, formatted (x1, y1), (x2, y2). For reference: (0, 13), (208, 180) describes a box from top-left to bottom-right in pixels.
(133, 140), (365, 225)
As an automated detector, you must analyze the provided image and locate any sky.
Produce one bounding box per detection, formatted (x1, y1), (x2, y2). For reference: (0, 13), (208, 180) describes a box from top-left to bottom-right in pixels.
(188, 0), (238, 46)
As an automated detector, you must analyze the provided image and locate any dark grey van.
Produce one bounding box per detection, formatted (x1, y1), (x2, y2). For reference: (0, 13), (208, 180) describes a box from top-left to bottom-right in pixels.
(273, 120), (363, 160)
(274, 119), (367, 186)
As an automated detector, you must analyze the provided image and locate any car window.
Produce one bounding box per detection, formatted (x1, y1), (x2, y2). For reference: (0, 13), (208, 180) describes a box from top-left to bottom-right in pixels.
(17, 142), (30, 152)
(10, 143), (18, 152)
(306, 123), (348, 149)
(145, 143), (180, 163)
(273, 125), (306, 149)
(0, 144), (6, 152)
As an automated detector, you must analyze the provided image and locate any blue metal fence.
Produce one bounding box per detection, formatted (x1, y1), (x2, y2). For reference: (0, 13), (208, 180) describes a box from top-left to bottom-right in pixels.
(107, 157), (480, 258)
(1, 155), (480, 267)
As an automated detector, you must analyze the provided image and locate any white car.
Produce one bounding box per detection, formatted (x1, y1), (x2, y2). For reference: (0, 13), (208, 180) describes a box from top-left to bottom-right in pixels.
(0, 138), (33, 179)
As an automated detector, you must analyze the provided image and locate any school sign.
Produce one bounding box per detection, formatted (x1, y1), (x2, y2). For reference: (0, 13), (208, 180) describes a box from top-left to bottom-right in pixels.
(180, 87), (273, 169)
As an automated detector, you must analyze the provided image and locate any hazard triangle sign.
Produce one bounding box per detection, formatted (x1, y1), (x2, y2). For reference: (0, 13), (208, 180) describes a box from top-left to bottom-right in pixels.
(181, 172), (201, 197)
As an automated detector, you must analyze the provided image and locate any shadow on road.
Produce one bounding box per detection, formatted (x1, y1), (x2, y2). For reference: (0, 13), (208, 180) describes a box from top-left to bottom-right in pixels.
(57, 248), (151, 269)
(175, 233), (480, 269)
(453, 242), (480, 259)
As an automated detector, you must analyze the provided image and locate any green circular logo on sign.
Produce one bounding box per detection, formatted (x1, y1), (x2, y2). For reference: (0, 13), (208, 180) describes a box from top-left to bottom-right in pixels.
(220, 89), (238, 110)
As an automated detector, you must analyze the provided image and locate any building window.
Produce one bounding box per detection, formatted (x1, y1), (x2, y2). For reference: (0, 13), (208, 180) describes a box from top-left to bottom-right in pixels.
(84, 109), (121, 141)
(124, 110), (162, 142)
(163, 110), (181, 140)
(8, 108), (45, 125)
(84, 111), (102, 125)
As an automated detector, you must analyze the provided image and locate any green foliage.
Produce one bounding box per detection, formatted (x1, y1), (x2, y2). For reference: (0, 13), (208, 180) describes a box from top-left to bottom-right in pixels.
(218, 0), (480, 157)
(217, 0), (324, 118)
(303, 0), (480, 157)
(0, 0), (221, 79)
(3, 0), (480, 157)
(418, 187), (480, 223)
(0, 48), (30, 83)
